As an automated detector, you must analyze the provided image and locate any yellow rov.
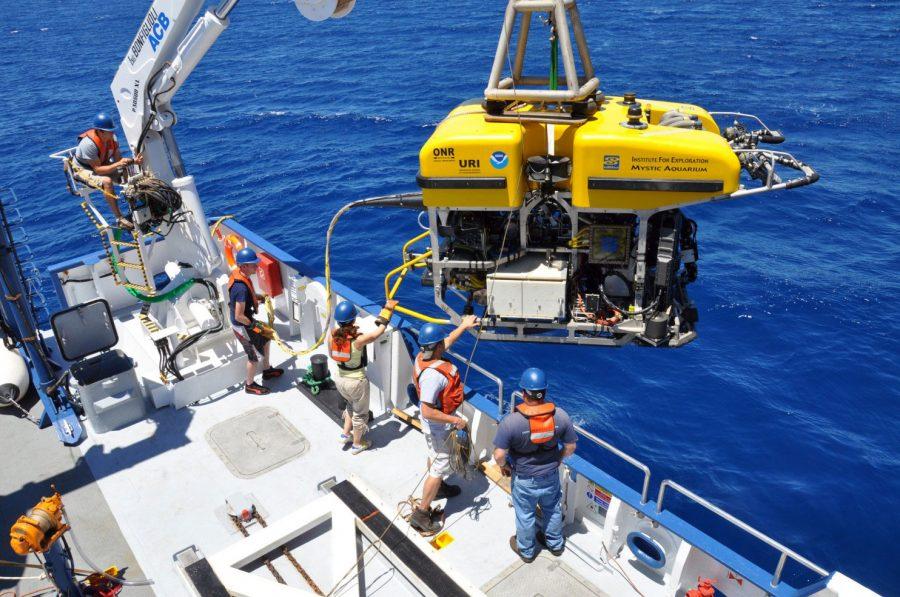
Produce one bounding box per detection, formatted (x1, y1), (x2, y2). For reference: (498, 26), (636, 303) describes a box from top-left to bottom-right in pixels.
(405, 0), (817, 348)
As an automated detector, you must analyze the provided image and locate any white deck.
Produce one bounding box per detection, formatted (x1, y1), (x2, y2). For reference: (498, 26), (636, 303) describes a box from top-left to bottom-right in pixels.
(73, 337), (643, 596)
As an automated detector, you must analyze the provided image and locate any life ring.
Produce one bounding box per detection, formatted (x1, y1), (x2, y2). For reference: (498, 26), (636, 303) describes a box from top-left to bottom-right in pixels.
(223, 234), (244, 269)
(626, 531), (666, 569)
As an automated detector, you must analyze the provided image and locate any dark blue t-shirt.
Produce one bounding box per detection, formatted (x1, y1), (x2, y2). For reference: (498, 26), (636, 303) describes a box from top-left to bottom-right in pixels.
(493, 405), (577, 478)
(229, 280), (253, 327)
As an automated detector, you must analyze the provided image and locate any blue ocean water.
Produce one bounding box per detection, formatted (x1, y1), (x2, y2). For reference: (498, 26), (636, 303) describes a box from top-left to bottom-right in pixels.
(2, 0), (898, 592)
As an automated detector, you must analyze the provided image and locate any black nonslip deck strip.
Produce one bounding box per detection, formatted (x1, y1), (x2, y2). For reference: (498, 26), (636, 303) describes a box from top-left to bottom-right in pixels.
(184, 557), (230, 597)
(295, 380), (345, 425)
(331, 481), (470, 597)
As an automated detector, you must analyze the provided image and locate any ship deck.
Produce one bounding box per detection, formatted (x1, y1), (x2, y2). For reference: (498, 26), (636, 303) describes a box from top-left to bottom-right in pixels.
(41, 333), (643, 596)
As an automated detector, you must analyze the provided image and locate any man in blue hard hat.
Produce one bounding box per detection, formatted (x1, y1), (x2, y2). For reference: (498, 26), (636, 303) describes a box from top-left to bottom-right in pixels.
(328, 298), (397, 454)
(71, 113), (144, 230)
(228, 247), (283, 395)
(409, 315), (479, 534)
(493, 367), (577, 562)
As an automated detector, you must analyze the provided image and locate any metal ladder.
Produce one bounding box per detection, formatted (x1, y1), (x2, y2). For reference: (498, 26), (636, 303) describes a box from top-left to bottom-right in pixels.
(80, 200), (155, 294)
(52, 148), (157, 296)
(0, 189), (51, 328)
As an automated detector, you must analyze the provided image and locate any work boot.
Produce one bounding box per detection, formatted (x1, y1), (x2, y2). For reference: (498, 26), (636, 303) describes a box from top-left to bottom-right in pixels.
(536, 530), (565, 556)
(409, 508), (441, 534)
(509, 535), (536, 563)
(435, 481), (461, 499)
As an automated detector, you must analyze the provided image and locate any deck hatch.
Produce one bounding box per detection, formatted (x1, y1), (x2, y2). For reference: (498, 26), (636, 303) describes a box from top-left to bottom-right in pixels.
(206, 407), (309, 479)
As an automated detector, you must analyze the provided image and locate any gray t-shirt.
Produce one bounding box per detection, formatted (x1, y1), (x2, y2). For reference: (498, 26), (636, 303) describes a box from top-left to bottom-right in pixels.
(493, 405), (577, 478)
(74, 134), (118, 168)
(418, 367), (451, 439)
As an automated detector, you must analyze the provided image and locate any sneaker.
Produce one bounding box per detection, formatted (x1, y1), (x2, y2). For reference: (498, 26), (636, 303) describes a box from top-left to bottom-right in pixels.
(435, 481), (461, 499)
(245, 382), (270, 395)
(509, 535), (536, 563)
(410, 508), (441, 534)
(262, 367), (284, 380)
(536, 530), (565, 556)
(338, 433), (352, 445)
(350, 440), (371, 455)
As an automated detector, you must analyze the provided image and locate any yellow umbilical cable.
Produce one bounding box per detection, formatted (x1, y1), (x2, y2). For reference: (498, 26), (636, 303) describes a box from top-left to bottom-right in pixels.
(256, 193), (425, 357)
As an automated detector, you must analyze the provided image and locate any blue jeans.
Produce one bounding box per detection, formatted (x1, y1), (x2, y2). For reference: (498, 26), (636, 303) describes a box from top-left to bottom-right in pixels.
(511, 471), (564, 558)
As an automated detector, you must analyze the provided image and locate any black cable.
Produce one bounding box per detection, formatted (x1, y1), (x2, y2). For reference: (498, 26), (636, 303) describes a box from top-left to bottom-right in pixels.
(135, 65), (176, 155)
(165, 279), (222, 381)
(599, 286), (662, 317)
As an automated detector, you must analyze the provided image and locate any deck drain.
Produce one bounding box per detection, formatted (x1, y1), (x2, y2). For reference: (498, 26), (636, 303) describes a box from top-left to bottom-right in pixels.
(207, 407), (309, 479)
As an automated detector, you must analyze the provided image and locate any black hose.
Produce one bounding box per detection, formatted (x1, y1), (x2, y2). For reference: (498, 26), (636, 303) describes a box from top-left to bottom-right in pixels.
(599, 286), (661, 318)
(165, 279), (222, 380)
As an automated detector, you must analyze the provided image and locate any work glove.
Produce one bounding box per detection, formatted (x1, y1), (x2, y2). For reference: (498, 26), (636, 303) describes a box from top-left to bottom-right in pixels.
(250, 320), (275, 340)
(375, 299), (399, 326)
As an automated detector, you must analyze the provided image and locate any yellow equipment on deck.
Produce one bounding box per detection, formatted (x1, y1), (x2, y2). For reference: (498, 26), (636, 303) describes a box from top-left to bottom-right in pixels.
(10, 489), (69, 555)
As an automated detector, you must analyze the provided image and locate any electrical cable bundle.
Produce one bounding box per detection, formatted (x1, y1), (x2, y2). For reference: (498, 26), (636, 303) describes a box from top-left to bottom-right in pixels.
(123, 175), (184, 230)
(155, 279), (223, 381)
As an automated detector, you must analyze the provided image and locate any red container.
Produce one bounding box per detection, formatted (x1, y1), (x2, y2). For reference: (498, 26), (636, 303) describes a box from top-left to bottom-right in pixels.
(256, 252), (283, 297)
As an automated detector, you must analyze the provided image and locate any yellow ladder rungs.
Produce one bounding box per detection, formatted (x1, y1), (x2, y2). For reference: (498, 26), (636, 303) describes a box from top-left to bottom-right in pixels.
(124, 283), (154, 293)
(111, 239), (139, 248)
(117, 261), (145, 270)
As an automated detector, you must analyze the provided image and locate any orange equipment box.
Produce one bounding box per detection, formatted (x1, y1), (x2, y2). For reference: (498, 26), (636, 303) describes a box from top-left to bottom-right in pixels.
(256, 252), (283, 297)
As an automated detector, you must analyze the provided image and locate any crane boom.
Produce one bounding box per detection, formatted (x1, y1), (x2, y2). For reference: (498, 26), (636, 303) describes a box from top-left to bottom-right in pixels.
(107, 0), (355, 276)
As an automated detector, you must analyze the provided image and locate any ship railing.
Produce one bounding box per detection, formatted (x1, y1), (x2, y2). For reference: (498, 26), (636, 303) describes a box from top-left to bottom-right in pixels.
(408, 323), (826, 589)
(574, 425), (652, 505)
(446, 348), (504, 411)
(656, 479), (829, 587)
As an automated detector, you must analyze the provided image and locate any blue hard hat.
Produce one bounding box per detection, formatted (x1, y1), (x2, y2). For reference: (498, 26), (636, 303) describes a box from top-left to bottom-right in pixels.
(418, 323), (447, 348)
(520, 367), (548, 393)
(235, 247), (259, 265)
(93, 112), (116, 131)
(334, 300), (358, 324)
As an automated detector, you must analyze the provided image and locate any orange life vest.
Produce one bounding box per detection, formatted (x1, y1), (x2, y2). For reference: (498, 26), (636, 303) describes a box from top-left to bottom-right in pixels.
(329, 332), (368, 370)
(77, 129), (118, 166)
(228, 269), (258, 317)
(516, 401), (557, 445)
(412, 353), (465, 415)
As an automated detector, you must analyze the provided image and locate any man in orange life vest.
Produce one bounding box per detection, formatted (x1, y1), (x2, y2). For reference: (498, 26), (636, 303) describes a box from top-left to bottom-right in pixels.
(409, 316), (479, 534)
(229, 247), (283, 395)
(493, 368), (577, 562)
(71, 113), (143, 230)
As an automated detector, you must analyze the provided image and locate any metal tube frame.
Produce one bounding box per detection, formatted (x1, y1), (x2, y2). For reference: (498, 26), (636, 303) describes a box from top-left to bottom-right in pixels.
(485, 0), (600, 103)
(573, 425), (651, 504)
(656, 479), (829, 586)
(446, 349), (504, 413)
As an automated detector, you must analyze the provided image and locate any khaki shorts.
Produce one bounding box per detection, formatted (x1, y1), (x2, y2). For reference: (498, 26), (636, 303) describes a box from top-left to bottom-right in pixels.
(425, 431), (451, 480)
(335, 375), (370, 434)
(70, 162), (109, 189)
